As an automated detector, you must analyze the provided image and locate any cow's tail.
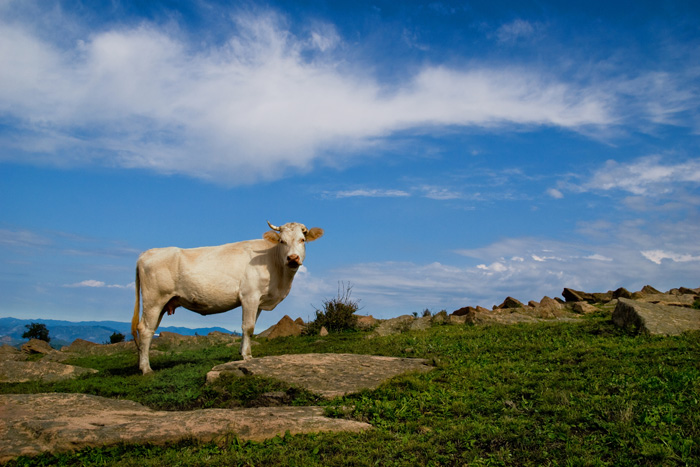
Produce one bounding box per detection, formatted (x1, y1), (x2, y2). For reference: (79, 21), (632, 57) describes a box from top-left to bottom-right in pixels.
(131, 265), (141, 351)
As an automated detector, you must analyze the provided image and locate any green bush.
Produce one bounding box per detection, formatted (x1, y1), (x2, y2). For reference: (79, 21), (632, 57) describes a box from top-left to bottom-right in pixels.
(109, 332), (125, 344)
(22, 323), (50, 343)
(304, 282), (360, 335)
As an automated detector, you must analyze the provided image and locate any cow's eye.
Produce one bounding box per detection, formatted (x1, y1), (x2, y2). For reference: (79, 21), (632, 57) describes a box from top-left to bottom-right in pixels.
(300, 238), (305, 243)
(280, 239), (287, 245)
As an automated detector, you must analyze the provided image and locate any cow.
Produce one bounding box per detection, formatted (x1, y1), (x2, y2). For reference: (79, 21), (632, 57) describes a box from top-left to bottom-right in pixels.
(131, 221), (323, 374)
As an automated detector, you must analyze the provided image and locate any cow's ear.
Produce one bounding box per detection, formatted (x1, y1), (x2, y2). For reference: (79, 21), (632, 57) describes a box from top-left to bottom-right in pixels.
(263, 231), (280, 244)
(305, 228), (324, 242)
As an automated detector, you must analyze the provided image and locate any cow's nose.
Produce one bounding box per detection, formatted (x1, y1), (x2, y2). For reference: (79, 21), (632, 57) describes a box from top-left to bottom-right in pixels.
(287, 254), (301, 265)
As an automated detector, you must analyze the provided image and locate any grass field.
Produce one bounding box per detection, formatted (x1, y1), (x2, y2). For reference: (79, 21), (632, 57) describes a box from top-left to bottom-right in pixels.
(2, 313), (699, 466)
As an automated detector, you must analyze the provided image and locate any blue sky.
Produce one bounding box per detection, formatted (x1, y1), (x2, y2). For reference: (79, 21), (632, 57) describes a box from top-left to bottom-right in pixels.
(1, 0), (699, 333)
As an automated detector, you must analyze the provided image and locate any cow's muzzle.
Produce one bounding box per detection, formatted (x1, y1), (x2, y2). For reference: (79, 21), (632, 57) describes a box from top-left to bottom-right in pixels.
(287, 255), (302, 268)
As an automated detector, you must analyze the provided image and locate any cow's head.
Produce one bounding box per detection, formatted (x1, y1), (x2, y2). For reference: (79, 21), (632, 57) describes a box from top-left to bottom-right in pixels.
(264, 221), (324, 269)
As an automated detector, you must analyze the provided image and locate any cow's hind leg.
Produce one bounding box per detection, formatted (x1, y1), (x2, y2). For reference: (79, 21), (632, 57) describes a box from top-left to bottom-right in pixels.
(137, 303), (166, 374)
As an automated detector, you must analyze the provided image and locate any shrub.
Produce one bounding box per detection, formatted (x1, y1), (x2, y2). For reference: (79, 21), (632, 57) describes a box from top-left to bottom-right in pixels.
(22, 323), (50, 343)
(109, 332), (125, 344)
(304, 282), (361, 335)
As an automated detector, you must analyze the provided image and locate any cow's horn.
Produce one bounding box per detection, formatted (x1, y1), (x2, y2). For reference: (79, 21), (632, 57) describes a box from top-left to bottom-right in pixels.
(267, 221), (281, 231)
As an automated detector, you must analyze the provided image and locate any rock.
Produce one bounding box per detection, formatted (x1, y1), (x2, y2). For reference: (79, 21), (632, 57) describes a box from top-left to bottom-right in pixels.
(0, 360), (98, 383)
(257, 315), (303, 339)
(319, 326), (328, 337)
(496, 297), (525, 309)
(678, 286), (700, 295)
(294, 317), (305, 326)
(354, 314), (378, 330)
(449, 314), (468, 325)
(591, 292), (613, 303)
(61, 338), (102, 353)
(431, 310), (448, 324)
(21, 339), (53, 355)
(572, 302), (598, 314)
(0, 345), (26, 361)
(634, 294), (697, 307)
(451, 306), (477, 316)
(641, 285), (662, 295)
(612, 298), (700, 336)
(207, 353), (433, 399)
(562, 288), (596, 303)
(0, 393), (371, 463)
(369, 315), (415, 337)
(612, 287), (632, 299)
(538, 296), (566, 317)
(528, 300), (540, 308)
(409, 316), (432, 331)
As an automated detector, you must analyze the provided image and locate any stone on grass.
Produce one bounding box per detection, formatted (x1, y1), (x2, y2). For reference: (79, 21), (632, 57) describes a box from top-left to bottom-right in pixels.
(370, 315), (415, 337)
(0, 393), (371, 463)
(207, 353), (433, 399)
(0, 360), (98, 383)
(612, 298), (700, 336)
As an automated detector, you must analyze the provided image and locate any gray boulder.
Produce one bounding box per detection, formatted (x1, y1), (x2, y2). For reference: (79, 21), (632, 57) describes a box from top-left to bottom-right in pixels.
(612, 298), (700, 336)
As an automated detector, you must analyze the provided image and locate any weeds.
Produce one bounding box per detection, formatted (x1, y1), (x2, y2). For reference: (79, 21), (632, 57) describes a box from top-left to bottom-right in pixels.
(304, 282), (360, 335)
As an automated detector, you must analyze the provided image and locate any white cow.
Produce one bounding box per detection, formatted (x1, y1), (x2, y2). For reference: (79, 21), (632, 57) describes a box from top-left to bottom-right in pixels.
(131, 221), (323, 374)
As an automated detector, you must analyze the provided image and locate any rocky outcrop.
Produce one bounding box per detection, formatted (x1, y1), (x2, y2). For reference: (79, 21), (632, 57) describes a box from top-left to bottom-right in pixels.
(21, 339), (53, 355)
(355, 314), (378, 330)
(207, 353), (433, 399)
(257, 315), (304, 339)
(496, 297), (525, 309)
(0, 360), (98, 383)
(0, 344), (25, 361)
(612, 298), (700, 336)
(0, 393), (371, 463)
(370, 315), (416, 337)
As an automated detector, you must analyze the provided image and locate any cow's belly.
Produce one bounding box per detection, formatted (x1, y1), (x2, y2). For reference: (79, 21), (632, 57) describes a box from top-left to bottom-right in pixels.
(180, 297), (241, 316)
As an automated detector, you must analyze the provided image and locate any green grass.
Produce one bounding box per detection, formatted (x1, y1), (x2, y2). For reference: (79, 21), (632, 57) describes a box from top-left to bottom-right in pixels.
(3, 316), (699, 466)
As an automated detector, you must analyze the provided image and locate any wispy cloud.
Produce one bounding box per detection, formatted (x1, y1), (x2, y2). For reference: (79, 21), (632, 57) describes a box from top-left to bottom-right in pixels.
(64, 279), (134, 289)
(495, 19), (543, 44)
(0, 229), (51, 248)
(641, 250), (700, 265)
(0, 7), (617, 184)
(328, 189), (411, 199)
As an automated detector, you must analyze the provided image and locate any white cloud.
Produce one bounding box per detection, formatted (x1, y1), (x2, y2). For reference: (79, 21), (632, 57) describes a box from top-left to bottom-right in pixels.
(641, 250), (700, 265)
(64, 279), (134, 289)
(583, 156), (700, 196)
(0, 9), (614, 184)
(547, 188), (564, 199)
(496, 19), (540, 43)
(419, 186), (462, 200)
(329, 189), (411, 198)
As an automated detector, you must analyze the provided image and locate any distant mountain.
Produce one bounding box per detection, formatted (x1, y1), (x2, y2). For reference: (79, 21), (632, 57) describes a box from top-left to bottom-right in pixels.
(0, 317), (239, 348)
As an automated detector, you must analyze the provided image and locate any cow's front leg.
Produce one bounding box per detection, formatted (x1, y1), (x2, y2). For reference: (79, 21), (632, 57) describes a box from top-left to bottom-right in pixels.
(240, 299), (260, 360)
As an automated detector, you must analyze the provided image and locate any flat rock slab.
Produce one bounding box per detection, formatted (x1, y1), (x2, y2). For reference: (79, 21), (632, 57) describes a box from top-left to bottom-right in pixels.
(613, 298), (700, 335)
(208, 353), (434, 399)
(0, 360), (98, 383)
(0, 393), (371, 463)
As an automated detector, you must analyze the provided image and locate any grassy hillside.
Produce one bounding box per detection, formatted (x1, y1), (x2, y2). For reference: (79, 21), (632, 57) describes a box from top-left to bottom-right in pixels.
(2, 314), (699, 466)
